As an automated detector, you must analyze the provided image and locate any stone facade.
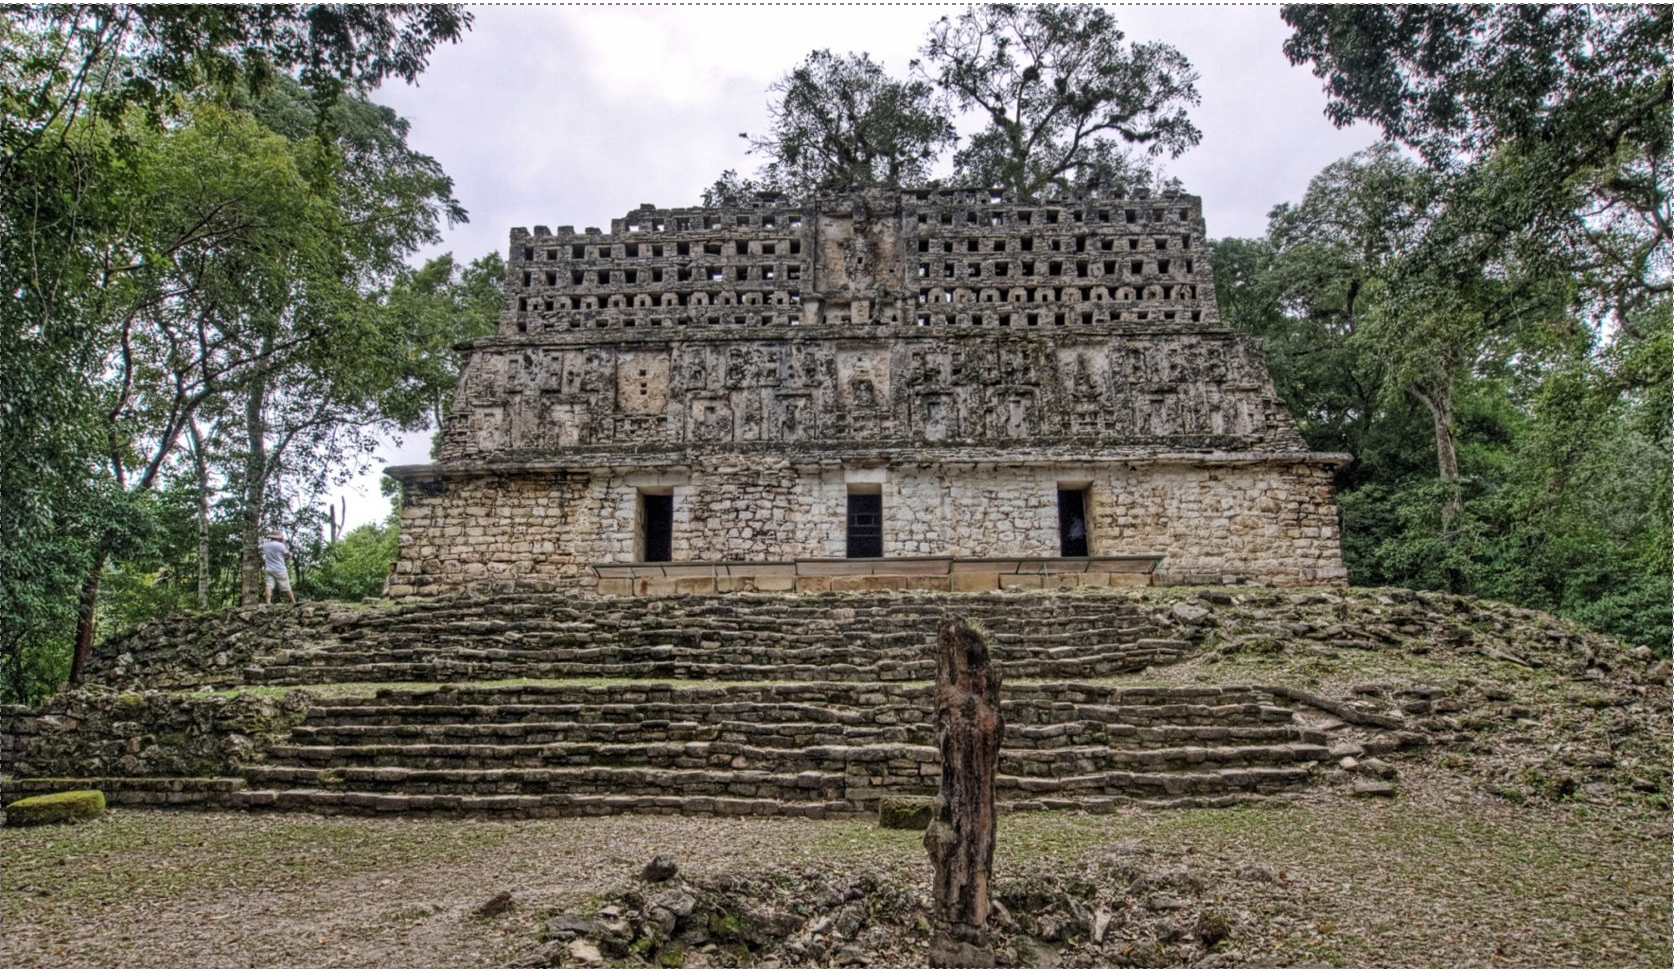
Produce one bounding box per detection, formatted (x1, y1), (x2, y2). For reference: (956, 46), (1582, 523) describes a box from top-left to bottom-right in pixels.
(387, 188), (1347, 595)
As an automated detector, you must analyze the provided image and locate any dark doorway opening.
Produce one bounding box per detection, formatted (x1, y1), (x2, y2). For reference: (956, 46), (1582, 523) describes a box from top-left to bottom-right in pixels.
(1058, 487), (1089, 556)
(846, 493), (883, 558)
(641, 493), (673, 562)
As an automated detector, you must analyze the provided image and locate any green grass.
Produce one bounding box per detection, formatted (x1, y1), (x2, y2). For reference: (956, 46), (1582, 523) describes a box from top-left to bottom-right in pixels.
(1, 814), (510, 904)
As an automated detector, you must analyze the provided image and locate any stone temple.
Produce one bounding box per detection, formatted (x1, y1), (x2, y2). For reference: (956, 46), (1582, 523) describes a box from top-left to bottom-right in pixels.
(385, 187), (1347, 597)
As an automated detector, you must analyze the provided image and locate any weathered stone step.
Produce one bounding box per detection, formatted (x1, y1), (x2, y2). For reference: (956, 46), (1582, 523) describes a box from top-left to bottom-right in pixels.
(228, 785), (1296, 819)
(231, 787), (857, 818)
(297, 626), (1172, 661)
(239, 762), (1313, 805)
(296, 697), (1286, 731)
(259, 739), (1327, 777)
(267, 635), (1182, 668)
(246, 645), (1188, 686)
(287, 718), (1312, 751)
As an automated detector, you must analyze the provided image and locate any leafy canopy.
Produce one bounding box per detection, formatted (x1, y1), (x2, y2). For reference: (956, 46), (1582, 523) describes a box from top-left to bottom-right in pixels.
(741, 50), (955, 196)
(921, 3), (1201, 200)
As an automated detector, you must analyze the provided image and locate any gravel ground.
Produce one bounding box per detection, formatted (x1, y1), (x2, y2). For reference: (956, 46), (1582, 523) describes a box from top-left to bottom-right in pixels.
(3, 769), (1667, 969)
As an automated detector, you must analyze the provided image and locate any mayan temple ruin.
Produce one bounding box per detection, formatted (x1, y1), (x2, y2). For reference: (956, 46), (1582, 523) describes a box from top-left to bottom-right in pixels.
(385, 187), (1347, 596)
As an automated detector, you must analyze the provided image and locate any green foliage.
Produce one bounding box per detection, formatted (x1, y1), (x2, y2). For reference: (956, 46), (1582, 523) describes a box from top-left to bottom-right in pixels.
(298, 521), (400, 603)
(921, 4), (1200, 199)
(1281, 4), (1670, 331)
(1218, 143), (1671, 652)
(1257, 6), (1670, 652)
(717, 5), (1199, 202)
(742, 50), (955, 197)
(0, 7), (475, 698)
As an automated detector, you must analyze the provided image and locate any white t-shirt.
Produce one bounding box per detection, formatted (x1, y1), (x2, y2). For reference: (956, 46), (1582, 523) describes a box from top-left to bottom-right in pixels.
(260, 539), (289, 574)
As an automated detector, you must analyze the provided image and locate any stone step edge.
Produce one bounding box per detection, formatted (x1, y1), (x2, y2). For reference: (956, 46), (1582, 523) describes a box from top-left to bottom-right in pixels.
(2, 776), (247, 808)
(242, 763), (1315, 788)
(261, 740), (1327, 765)
(229, 787), (1293, 818)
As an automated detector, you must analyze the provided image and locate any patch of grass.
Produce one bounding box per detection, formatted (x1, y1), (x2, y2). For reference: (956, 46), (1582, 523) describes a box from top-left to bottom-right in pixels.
(0, 813), (510, 904)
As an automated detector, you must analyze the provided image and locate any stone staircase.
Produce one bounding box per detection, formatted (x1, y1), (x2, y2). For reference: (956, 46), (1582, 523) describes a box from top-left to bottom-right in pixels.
(230, 680), (1331, 818)
(241, 593), (1190, 685)
(14, 589), (1367, 818)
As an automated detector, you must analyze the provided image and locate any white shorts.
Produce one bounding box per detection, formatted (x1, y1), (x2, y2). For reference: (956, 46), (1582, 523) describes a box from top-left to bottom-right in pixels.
(264, 569), (292, 593)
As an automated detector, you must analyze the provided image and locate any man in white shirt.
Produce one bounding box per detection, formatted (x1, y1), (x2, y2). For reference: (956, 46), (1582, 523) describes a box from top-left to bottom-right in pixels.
(261, 531), (297, 604)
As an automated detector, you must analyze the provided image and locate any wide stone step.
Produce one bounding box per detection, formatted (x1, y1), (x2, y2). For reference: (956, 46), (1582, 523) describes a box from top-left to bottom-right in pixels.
(231, 787), (858, 818)
(247, 643), (1190, 686)
(228, 784), (1295, 819)
(259, 739), (1327, 777)
(292, 628), (1174, 663)
(239, 762), (1314, 805)
(296, 697), (1287, 732)
(288, 718), (1313, 751)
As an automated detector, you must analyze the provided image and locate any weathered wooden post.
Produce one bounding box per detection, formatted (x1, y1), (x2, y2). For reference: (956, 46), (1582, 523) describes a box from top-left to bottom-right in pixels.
(924, 618), (1003, 968)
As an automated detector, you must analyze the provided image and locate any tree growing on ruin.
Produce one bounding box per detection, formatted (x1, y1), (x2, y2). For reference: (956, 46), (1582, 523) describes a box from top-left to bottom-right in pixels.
(719, 50), (956, 201)
(920, 4), (1202, 200)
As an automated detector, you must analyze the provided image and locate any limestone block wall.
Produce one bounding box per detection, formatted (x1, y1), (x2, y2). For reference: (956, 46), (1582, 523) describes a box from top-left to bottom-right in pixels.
(386, 459), (1345, 596)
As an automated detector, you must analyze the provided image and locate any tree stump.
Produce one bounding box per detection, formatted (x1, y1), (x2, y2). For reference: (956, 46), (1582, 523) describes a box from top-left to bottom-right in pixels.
(924, 618), (1003, 968)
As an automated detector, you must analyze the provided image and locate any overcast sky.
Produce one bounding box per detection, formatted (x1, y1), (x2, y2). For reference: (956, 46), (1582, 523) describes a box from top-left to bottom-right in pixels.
(330, 4), (1378, 531)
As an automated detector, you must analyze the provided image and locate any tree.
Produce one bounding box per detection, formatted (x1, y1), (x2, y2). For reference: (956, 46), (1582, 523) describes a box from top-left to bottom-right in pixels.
(1217, 143), (1670, 650)
(740, 50), (955, 197)
(920, 4), (1201, 200)
(216, 80), (468, 604)
(1280, 5), (1671, 331)
(378, 252), (507, 436)
(1, 8), (472, 693)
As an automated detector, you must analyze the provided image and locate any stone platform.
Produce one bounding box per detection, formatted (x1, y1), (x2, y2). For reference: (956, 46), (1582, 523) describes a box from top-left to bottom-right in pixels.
(3, 589), (1443, 820)
(591, 555), (1162, 596)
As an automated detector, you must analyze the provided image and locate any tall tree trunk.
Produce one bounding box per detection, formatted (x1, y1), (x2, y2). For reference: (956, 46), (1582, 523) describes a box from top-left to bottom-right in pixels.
(1410, 383), (1464, 591)
(187, 418), (211, 611)
(69, 550), (107, 685)
(239, 349), (271, 605)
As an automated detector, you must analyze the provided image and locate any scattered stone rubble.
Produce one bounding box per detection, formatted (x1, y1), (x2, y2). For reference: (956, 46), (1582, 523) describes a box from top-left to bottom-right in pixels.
(505, 848), (1305, 969)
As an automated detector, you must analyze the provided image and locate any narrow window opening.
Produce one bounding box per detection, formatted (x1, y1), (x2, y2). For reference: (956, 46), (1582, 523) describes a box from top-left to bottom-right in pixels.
(846, 491), (883, 558)
(1058, 487), (1089, 556)
(639, 492), (673, 562)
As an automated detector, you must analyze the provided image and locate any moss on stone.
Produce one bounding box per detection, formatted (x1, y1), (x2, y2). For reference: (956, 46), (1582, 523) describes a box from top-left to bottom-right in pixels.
(5, 789), (106, 826)
(878, 796), (934, 830)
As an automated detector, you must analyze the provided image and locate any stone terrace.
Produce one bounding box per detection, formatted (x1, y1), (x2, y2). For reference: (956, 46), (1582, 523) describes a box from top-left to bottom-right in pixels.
(3, 589), (1432, 819)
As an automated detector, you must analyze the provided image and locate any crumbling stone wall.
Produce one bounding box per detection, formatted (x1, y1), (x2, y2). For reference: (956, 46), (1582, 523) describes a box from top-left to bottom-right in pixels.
(387, 187), (1348, 593)
(0, 691), (307, 780)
